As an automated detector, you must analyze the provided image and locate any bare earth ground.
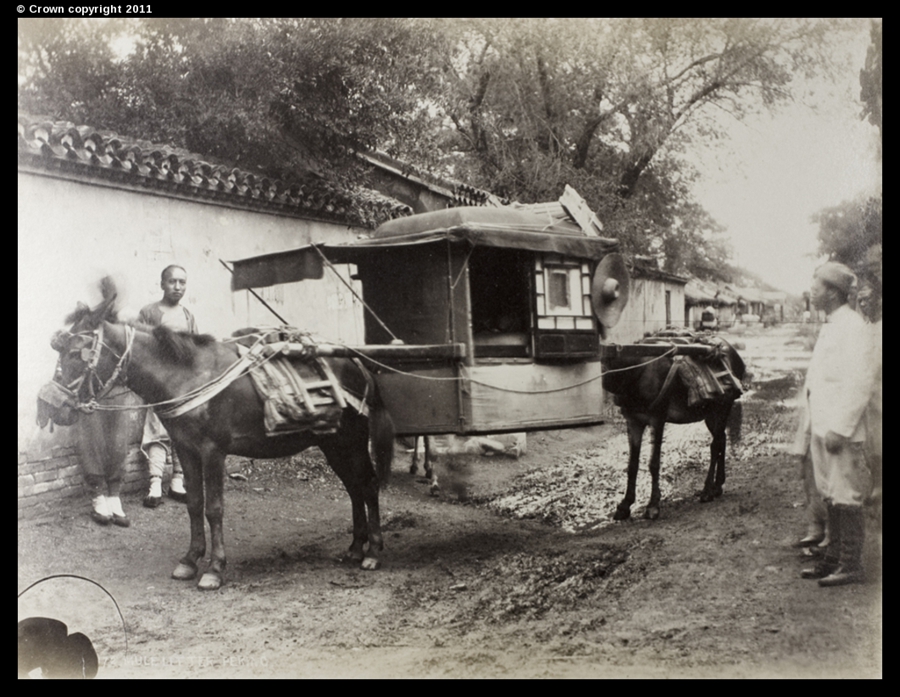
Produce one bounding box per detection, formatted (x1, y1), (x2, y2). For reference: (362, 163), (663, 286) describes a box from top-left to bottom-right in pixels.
(18, 324), (882, 679)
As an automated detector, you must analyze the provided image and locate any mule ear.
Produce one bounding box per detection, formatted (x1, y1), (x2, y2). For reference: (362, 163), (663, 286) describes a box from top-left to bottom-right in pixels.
(99, 275), (118, 303)
(63, 301), (91, 326)
(91, 276), (119, 322)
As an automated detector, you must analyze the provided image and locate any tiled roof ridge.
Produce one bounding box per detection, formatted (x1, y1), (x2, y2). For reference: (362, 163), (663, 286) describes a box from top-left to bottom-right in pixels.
(17, 113), (412, 229)
(360, 149), (508, 208)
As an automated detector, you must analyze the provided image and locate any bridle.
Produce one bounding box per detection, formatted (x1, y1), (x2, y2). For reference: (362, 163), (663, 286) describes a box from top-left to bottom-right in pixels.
(54, 323), (135, 412)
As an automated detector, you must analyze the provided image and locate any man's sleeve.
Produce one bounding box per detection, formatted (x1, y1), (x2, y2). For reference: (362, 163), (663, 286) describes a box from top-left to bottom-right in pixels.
(830, 317), (878, 438)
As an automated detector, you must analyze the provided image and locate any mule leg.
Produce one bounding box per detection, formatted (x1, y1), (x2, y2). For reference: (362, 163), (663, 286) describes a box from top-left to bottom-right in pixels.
(701, 408), (729, 503)
(197, 446), (227, 591)
(322, 420), (384, 570)
(714, 403), (733, 497)
(411, 437), (437, 492)
(172, 445), (204, 582)
(424, 438), (441, 496)
(322, 443), (368, 564)
(409, 436), (420, 475)
(423, 436), (435, 482)
(615, 415), (645, 521)
(644, 417), (665, 520)
(359, 458), (384, 570)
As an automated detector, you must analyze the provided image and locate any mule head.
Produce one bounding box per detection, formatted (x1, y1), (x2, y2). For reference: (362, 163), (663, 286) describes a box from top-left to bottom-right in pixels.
(37, 278), (120, 429)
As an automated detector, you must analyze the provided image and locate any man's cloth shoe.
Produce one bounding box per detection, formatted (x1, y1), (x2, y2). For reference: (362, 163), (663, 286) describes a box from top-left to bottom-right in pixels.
(794, 532), (825, 548)
(90, 510), (111, 525)
(168, 477), (187, 503)
(801, 560), (838, 579)
(90, 496), (111, 525)
(145, 477), (164, 507)
(818, 567), (865, 586)
(107, 497), (130, 527)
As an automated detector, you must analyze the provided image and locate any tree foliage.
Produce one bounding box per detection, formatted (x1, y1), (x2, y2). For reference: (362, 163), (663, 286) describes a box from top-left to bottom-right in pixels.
(814, 195), (882, 276)
(18, 18), (446, 183)
(18, 18), (853, 283)
(858, 18), (882, 145)
(813, 19), (882, 295)
(427, 18), (847, 268)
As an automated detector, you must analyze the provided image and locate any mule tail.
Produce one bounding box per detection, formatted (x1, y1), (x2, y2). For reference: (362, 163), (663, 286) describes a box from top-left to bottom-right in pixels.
(727, 400), (743, 446)
(369, 388), (395, 488)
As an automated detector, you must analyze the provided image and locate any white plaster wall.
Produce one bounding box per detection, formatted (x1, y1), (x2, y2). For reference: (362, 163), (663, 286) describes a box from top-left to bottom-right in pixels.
(606, 278), (686, 344)
(18, 171), (367, 454)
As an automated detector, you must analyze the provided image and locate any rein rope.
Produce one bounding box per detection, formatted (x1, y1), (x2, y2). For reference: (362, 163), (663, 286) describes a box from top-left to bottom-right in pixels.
(83, 331), (280, 416)
(64, 323), (682, 410)
(333, 341), (680, 395)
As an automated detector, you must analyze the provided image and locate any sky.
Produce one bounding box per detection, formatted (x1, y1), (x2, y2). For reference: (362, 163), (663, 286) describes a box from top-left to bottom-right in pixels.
(688, 21), (881, 295)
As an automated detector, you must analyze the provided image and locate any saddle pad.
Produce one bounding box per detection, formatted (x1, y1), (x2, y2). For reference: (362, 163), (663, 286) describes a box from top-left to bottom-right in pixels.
(677, 356), (737, 406)
(247, 355), (344, 436)
(641, 330), (742, 407)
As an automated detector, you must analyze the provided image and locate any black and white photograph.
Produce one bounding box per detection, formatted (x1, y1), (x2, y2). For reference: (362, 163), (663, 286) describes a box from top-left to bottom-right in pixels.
(18, 17), (881, 678)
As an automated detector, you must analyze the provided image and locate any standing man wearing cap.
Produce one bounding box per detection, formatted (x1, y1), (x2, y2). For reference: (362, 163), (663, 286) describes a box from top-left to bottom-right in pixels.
(138, 264), (199, 508)
(794, 262), (877, 586)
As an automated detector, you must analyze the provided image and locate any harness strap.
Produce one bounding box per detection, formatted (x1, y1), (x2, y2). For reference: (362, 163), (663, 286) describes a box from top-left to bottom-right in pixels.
(647, 357), (682, 413)
(94, 325), (134, 401)
(154, 340), (269, 420)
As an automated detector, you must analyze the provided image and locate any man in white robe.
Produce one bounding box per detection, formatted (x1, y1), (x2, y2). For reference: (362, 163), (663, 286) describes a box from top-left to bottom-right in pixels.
(795, 262), (877, 586)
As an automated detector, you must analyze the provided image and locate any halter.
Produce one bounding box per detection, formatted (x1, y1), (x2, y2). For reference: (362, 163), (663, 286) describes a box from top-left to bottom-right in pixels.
(57, 324), (135, 412)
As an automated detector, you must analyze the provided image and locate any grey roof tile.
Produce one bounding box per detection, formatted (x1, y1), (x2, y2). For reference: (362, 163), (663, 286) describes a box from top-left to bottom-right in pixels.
(18, 112), (412, 228)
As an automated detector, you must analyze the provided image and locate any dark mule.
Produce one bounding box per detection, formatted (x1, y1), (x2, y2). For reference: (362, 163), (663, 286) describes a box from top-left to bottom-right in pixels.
(602, 335), (745, 521)
(42, 283), (394, 590)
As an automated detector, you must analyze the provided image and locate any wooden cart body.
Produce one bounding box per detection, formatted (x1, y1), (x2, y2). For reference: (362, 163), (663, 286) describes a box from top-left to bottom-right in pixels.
(230, 207), (705, 436)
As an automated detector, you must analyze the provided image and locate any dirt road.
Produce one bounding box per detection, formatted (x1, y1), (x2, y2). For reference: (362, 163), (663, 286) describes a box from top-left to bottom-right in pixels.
(18, 323), (882, 679)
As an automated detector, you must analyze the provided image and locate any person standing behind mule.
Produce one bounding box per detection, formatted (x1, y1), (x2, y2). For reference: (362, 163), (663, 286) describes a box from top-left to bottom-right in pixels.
(796, 262), (877, 586)
(137, 265), (198, 508)
(76, 390), (132, 526)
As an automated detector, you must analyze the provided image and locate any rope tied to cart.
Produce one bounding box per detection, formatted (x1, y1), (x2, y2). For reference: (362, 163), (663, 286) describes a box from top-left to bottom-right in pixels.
(335, 342), (680, 394)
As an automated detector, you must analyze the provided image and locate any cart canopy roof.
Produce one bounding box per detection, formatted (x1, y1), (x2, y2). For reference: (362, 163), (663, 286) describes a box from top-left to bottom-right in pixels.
(230, 206), (619, 291)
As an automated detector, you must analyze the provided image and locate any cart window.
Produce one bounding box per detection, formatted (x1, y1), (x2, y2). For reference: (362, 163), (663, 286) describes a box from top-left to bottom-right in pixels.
(535, 256), (594, 331)
(533, 254), (598, 359)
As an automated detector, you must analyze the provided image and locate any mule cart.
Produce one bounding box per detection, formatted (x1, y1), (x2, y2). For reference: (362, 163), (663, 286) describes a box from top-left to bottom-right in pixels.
(229, 205), (721, 437)
(40, 204), (742, 585)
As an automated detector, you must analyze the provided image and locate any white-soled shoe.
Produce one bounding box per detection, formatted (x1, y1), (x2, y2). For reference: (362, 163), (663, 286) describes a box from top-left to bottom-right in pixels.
(91, 495), (111, 525)
(143, 477), (164, 508)
(168, 477), (187, 503)
(107, 496), (130, 527)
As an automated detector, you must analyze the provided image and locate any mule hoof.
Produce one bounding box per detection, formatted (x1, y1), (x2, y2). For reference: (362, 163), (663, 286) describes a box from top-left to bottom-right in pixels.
(360, 557), (381, 571)
(172, 562), (197, 580)
(197, 572), (223, 591)
(429, 484), (441, 497)
(643, 506), (660, 520)
(337, 549), (365, 564)
(613, 507), (631, 521)
(699, 492), (715, 503)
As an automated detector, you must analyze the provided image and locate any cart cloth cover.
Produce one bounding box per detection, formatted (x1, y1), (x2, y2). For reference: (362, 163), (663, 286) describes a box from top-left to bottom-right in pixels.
(230, 206), (620, 291)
